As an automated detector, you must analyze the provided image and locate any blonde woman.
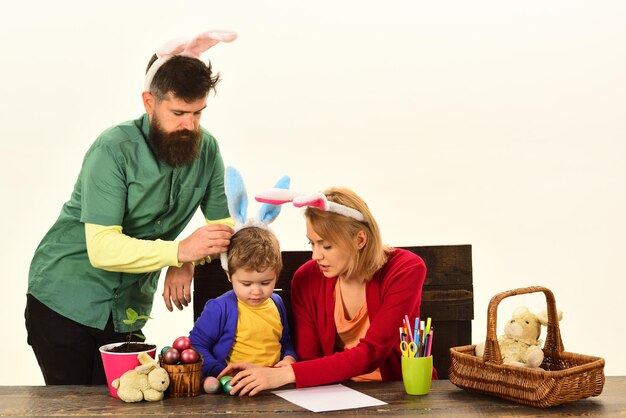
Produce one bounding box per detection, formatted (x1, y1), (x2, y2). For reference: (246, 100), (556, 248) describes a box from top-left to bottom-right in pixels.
(219, 187), (430, 395)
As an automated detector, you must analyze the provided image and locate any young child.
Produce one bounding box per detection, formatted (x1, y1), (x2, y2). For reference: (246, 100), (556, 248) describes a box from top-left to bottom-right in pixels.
(189, 226), (297, 393)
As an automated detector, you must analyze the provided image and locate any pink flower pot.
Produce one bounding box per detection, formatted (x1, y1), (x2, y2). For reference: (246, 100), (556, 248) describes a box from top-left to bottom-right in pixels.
(99, 342), (157, 398)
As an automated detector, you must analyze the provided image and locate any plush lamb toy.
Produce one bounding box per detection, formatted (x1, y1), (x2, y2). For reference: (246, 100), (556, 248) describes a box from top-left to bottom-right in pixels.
(112, 352), (170, 402)
(475, 306), (563, 369)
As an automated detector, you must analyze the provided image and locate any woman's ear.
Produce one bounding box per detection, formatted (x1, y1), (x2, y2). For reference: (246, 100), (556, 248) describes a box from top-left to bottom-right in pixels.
(355, 230), (368, 250)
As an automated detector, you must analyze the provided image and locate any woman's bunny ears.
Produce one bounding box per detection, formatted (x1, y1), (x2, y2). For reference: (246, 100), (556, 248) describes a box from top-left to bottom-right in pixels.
(144, 30), (237, 92)
(220, 167), (289, 271)
(255, 189), (365, 221)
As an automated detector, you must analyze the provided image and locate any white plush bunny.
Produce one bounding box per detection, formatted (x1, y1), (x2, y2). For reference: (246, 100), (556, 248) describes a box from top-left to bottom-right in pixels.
(219, 166), (289, 271)
(112, 352), (170, 402)
(475, 307), (563, 369)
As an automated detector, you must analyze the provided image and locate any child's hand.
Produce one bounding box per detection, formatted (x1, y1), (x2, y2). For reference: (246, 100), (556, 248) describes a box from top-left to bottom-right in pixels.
(273, 355), (296, 368)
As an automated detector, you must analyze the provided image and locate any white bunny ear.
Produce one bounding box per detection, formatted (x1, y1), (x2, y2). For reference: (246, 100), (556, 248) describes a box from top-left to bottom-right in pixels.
(257, 175), (290, 225)
(144, 30), (237, 91)
(144, 37), (190, 91)
(256, 189), (365, 221)
(155, 37), (189, 57)
(293, 193), (365, 221)
(224, 166), (248, 226)
(255, 188), (301, 205)
(293, 193), (329, 210)
(183, 31), (238, 58)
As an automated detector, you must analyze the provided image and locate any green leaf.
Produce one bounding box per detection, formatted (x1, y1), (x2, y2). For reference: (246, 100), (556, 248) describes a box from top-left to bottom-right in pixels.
(124, 307), (152, 343)
(126, 308), (139, 322)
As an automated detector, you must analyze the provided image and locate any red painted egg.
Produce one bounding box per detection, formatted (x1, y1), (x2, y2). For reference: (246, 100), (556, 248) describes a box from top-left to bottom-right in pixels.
(180, 348), (199, 364)
(163, 347), (180, 364)
(172, 336), (192, 351)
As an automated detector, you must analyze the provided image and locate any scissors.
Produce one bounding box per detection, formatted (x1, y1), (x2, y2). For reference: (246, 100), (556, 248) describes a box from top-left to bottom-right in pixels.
(400, 340), (418, 358)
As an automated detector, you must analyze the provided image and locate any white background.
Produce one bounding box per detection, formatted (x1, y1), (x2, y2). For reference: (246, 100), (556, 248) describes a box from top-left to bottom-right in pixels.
(1, 1), (624, 385)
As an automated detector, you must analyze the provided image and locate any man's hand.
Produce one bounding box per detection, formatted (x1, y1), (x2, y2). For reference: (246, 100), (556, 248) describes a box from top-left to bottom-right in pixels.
(178, 224), (233, 263)
(163, 262), (194, 311)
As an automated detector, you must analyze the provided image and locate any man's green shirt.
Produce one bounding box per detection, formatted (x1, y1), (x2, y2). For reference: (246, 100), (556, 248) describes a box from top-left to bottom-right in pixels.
(28, 114), (228, 332)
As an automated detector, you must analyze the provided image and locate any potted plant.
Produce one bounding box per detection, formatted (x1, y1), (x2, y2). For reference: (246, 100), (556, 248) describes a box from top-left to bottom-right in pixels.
(99, 308), (158, 398)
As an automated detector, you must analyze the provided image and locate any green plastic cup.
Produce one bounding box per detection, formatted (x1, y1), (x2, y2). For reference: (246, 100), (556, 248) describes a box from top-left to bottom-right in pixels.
(401, 355), (433, 395)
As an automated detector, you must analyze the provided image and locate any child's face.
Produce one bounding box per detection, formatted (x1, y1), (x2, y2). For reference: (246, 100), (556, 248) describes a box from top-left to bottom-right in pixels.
(230, 268), (277, 306)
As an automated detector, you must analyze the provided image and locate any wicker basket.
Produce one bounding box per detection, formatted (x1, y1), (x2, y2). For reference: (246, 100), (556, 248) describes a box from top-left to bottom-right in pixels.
(449, 286), (605, 408)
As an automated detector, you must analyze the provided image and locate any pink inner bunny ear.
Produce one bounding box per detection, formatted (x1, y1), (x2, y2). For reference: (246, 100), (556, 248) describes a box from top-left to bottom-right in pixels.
(183, 38), (219, 58)
(204, 31), (238, 43)
(183, 31), (238, 58)
(293, 193), (328, 211)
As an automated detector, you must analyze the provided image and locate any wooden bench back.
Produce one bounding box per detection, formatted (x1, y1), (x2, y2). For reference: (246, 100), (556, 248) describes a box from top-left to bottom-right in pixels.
(193, 244), (473, 378)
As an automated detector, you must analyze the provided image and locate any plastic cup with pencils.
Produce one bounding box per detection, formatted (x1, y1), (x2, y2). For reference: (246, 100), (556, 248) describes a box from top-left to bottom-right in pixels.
(400, 316), (434, 395)
(401, 355), (433, 395)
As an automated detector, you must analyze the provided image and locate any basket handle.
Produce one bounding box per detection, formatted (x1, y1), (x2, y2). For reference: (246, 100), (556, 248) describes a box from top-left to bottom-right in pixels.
(482, 286), (565, 365)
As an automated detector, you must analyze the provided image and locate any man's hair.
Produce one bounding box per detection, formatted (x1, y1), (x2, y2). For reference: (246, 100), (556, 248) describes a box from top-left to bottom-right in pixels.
(146, 55), (220, 101)
(305, 187), (389, 281)
(227, 227), (283, 276)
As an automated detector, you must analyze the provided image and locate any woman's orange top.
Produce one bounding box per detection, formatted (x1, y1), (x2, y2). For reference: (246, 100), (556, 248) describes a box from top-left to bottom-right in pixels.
(333, 280), (382, 381)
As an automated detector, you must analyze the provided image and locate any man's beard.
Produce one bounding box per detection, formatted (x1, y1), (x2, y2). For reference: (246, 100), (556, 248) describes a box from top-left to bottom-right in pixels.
(148, 118), (200, 168)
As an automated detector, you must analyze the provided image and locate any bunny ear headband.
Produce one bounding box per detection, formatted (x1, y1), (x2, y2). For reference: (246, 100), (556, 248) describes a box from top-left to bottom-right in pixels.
(255, 189), (365, 222)
(144, 30), (238, 92)
(220, 166), (290, 272)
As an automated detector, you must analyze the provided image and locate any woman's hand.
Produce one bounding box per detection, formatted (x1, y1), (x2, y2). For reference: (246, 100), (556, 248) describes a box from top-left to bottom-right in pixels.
(218, 362), (296, 396)
(217, 361), (259, 379)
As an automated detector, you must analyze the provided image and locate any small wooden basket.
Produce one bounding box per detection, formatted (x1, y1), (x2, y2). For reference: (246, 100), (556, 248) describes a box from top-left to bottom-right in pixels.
(159, 355), (203, 398)
(449, 286), (605, 408)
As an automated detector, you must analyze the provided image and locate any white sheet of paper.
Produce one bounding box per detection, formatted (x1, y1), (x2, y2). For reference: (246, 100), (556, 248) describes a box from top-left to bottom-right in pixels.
(272, 384), (387, 413)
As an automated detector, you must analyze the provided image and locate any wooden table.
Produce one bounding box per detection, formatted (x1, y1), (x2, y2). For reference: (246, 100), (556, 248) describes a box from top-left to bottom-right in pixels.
(0, 377), (623, 417)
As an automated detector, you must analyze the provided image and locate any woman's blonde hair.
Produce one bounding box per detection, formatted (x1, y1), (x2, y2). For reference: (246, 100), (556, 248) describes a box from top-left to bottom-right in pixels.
(305, 187), (388, 281)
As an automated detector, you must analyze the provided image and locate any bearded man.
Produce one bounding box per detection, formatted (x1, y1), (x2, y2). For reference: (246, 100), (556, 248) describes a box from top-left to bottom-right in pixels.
(26, 32), (236, 385)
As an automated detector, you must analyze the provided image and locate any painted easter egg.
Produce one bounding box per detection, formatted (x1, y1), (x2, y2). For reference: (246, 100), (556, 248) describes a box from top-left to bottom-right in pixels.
(219, 375), (235, 394)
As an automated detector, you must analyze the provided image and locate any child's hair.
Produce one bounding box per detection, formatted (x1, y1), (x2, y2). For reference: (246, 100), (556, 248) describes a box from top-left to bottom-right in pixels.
(226, 227), (283, 276)
(305, 187), (388, 281)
